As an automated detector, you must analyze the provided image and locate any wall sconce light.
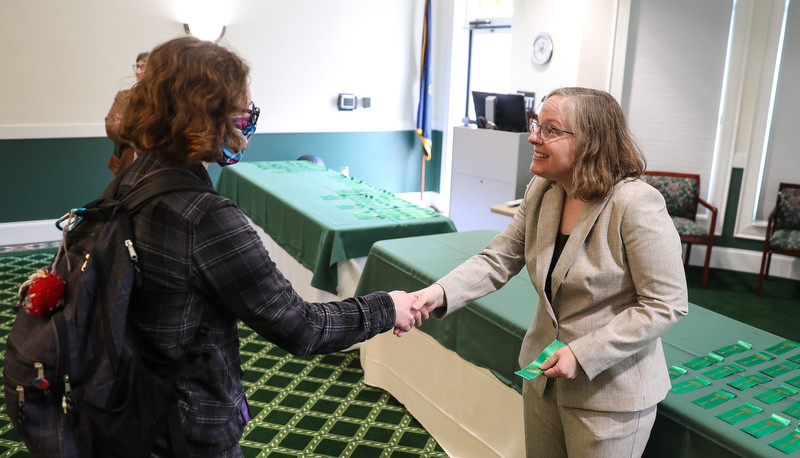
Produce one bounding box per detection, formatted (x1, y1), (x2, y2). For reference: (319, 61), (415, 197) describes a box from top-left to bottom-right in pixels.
(183, 23), (226, 42)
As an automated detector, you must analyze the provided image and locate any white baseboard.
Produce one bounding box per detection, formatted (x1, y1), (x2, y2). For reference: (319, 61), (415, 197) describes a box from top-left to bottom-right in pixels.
(688, 244), (799, 281)
(2, 217), (798, 282)
(0, 220), (60, 246)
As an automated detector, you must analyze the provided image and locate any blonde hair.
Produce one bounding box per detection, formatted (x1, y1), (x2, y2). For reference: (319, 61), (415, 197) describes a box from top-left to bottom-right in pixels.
(547, 87), (646, 200)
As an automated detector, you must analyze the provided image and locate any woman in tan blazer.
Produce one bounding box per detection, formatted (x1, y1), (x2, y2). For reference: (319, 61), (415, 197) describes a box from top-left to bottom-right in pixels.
(411, 87), (688, 457)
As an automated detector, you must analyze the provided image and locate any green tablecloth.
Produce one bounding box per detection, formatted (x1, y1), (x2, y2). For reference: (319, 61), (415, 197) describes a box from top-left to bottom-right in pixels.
(355, 230), (800, 458)
(217, 161), (456, 294)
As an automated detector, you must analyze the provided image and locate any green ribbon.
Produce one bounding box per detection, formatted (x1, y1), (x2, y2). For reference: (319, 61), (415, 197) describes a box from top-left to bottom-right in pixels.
(684, 352), (724, 370)
(765, 339), (800, 355)
(769, 426), (800, 454)
(670, 376), (712, 394)
(668, 365), (688, 380)
(754, 384), (800, 405)
(760, 360), (800, 378)
(734, 351), (775, 368)
(515, 340), (567, 380)
(714, 340), (752, 357)
(783, 401), (800, 420)
(692, 389), (736, 409)
(741, 414), (791, 438)
(785, 375), (800, 389)
(727, 373), (771, 391)
(702, 364), (745, 380)
(716, 402), (763, 424)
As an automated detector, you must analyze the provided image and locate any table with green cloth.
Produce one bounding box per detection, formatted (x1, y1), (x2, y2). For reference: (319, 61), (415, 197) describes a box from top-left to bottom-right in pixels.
(355, 229), (800, 458)
(216, 161), (456, 295)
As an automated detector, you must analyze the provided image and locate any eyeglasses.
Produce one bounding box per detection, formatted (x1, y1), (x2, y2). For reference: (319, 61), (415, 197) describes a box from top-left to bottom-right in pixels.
(529, 119), (574, 140)
(233, 102), (260, 139)
(132, 64), (146, 72)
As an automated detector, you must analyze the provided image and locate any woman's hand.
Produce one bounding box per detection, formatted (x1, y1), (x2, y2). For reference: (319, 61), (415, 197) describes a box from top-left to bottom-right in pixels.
(389, 291), (421, 337)
(540, 346), (580, 379)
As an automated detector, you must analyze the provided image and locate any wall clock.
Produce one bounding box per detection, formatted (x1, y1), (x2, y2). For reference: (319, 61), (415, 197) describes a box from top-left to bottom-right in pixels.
(531, 33), (553, 65)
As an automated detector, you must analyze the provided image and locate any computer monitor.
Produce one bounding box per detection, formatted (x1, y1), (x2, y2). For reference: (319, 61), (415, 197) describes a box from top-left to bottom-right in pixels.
(471, 91), (528, 133)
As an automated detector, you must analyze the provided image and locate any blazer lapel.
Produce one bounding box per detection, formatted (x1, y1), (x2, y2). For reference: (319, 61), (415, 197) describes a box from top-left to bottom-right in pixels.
(535, 182), (564, 321)
(550, 194), (611, 297)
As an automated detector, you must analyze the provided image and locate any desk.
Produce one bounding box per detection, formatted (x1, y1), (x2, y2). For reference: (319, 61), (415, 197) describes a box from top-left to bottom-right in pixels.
(356, 230), (800, 458)
(217, 161), (456, 295)
(489, 203), (518, 217)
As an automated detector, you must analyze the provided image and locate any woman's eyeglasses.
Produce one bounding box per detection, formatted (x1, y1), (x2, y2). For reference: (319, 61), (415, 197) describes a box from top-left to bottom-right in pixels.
(529, 119), (574, 141)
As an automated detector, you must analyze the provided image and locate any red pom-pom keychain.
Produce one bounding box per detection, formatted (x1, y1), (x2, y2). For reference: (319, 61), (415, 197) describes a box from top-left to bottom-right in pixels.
(18, 269), (66, 316)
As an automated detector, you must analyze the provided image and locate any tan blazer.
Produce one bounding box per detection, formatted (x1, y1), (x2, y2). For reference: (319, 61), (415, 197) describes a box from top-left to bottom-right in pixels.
(437, 176), (688, 412)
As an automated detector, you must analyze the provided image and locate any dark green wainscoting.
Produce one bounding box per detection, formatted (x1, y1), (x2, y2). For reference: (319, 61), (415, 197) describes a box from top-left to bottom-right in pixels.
(0, 131), (443, 224)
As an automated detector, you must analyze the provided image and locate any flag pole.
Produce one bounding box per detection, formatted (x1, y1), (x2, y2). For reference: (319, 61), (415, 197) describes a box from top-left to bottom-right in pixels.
(416, 0), (431, 204)
(420, 149), (426, 200)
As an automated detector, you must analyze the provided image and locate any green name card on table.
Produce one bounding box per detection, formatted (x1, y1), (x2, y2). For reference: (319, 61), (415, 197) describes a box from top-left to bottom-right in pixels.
(789, 353), (800, 365)
(668, 365), (688, 380)
(755, 385), (800, 405)
(770, 426), (800, 454)
(735, 351), (775, 368)
(671, 376), (712, 394)
(716, 402), (763, 424)
(692, 389), (737, 409)
(703, 364), (746, 380)
(760, 360), (800, 378)
(783, 401), (800, 420)
(515, 340), (566, 380)
(741, 413), (791, 438)
(684, 352), (724, 370)
(765, 340), (800, 356)
(786, 375), (800, 389)
(714, 340), (753, 357)
(727, 373), (771, 391)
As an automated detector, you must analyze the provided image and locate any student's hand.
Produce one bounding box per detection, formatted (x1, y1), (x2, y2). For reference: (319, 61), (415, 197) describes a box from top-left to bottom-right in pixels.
(540, 346), (580, 379)
(409, 284), (446, 322)
(389, 291), (421, 337)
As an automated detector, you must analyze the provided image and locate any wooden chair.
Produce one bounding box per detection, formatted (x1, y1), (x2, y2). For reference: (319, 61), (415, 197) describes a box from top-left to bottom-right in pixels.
(640, 172), (718, 288)
(756, 182), (800, 296)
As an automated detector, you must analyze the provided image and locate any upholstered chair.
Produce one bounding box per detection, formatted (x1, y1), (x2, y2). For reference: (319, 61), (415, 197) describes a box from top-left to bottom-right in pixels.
(640, 172), (718, 288)
(757, 182), (800, 296)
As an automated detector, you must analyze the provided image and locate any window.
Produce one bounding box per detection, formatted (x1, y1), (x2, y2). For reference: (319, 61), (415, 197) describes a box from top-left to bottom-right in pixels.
(620, 0), (734, 220)
(462, 1), (514, 124)
(464, 18), (512, 123)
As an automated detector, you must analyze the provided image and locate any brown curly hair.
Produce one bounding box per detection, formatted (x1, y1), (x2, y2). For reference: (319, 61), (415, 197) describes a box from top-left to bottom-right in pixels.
(546, 87), (646, 201)
(121, 36), (250, 164)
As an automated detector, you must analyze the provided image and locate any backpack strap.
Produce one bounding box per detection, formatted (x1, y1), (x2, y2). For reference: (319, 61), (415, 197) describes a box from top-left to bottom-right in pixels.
(117, 168), (215, 456)
(120, 168), (216, 215)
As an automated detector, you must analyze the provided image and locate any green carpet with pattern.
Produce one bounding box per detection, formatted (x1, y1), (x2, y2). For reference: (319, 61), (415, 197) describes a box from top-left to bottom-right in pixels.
(0, 249), (448, 457)
(1, 249), (799, 457)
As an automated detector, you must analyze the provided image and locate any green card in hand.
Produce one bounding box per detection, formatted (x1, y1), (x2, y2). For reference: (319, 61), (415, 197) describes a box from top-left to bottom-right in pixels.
(516, 340), (567, 380)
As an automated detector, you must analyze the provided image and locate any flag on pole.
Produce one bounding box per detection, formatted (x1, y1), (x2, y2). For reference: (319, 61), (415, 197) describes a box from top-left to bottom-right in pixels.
(416, 0), (432, 161)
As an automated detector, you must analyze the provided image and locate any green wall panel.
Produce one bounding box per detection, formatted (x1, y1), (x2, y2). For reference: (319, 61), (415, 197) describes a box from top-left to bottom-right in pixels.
(0, 131), (442, 223)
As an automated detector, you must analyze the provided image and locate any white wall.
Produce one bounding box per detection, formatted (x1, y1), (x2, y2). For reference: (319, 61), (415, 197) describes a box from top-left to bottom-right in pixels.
(512, 0), (617, 99)
(0, 0), (437, 139)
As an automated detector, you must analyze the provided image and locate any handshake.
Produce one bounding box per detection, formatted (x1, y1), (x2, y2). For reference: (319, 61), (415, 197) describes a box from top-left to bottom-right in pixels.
(388, 284), (445, 337)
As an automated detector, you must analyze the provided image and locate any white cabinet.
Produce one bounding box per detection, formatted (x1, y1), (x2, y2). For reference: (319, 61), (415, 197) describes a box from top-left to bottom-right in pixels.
(449, 126), (533, 232)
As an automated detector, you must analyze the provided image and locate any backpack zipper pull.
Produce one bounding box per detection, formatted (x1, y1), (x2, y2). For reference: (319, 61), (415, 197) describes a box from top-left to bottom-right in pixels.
(33, 362), (50, 391)
(124, 239), (143, 284)
(62, 375), (73, 414)
(16, 385), (26, 424)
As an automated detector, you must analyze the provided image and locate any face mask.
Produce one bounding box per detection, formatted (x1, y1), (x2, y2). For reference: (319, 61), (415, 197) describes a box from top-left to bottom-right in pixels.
(217, 102), (260, 167)
(219, 143), (246, 166)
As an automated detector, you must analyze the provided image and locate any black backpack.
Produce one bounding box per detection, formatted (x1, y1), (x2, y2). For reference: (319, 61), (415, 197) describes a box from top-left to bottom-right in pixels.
(3, 168), (214, 457)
